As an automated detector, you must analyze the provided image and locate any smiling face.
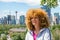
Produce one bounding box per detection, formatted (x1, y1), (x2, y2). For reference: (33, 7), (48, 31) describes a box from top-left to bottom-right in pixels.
(31, 17), (40, 26)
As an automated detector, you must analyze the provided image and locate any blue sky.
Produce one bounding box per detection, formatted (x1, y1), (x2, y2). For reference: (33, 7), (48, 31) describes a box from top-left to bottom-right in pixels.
(0, 0), (60, 19)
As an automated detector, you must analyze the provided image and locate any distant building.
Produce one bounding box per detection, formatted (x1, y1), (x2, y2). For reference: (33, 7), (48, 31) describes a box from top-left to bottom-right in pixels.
(19, 15), (25, 25)
(3, 16), (7, 24)
(11, 15), (16, 24)
(0, 18), (2, 24)
(0, 18), (4, 24)
(41, 5), (51, 17)
(59, 16), (60, 24)
(7, 15), (11, 24)
(54, 13), (59, 24)
(41, 5), (52, 24)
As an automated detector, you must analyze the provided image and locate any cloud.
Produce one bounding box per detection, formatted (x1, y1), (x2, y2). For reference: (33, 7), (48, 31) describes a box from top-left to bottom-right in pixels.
(0, 0), (40, 6)
(0, 0), (16, 2)
(22, 0), (40, 6)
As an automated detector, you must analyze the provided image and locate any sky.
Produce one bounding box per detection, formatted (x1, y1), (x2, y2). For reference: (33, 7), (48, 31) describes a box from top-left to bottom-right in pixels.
(0, 0), (60, 19)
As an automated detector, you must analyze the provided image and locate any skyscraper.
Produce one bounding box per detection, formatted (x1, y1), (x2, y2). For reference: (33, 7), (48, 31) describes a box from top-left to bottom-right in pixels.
(41, 5), (51, 17)
(19, 15), (25, 25)
(0, 18), (4, 24)
(3, 16), (7, 24)
(59, 15), (60, 24)
(0, 18), (3, 24)
(11, 15), (16, 24)
(7, 15), (11, 24)
(54, 13), (59, 24)
(41, 5), (52, 24)
(15, 11), (18, 24)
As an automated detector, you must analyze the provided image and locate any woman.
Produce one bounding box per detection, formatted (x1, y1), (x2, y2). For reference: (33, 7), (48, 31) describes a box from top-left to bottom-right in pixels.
(25, 8), (51, 40)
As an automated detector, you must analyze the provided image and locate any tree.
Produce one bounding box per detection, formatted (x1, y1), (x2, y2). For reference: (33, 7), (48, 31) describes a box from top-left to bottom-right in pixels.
(40, 0), (58, 25)
(40, 0), (58, 8)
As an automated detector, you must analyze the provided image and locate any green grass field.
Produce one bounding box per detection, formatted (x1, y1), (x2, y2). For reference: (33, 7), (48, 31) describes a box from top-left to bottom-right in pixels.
(0, 24), (60, 40)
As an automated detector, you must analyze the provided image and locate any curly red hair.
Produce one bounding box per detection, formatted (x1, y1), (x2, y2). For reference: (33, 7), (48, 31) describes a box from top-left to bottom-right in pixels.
(25, 8), (50, 31)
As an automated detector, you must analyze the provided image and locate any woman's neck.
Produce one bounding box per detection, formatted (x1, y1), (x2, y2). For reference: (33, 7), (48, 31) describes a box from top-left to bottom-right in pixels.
(34, 26), (40, 35)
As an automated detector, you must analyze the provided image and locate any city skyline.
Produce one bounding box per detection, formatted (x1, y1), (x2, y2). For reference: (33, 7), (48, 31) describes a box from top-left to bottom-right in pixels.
(0, 0), (60, 19)
(0, 14), (25, 24)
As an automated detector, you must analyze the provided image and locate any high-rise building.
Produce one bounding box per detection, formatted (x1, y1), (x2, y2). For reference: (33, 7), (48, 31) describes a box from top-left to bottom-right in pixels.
(15, 11), (18, 24)
(0, 18), (4, 24)
(7, 15), (11, 24)
(0, 18), (2, 24)
(3, 16), (7, 24)
(59, 15), (60, 24)
(41, 5), (51, 17)
(41, 5), (52, 24)
(11, 15), (16, 24)
(54, 13), (59, 24)
(19, 15), (25, 25)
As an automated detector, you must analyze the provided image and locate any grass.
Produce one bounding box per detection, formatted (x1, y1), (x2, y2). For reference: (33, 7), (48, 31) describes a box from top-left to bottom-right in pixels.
(0, 24), (60, 40)
(50, 24), (60, 40)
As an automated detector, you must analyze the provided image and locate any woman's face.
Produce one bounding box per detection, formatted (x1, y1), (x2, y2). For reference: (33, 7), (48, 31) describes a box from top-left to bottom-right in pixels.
(31, 17), (40, 26)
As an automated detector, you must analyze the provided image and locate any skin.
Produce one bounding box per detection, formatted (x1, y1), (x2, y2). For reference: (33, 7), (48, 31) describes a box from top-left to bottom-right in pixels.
(31, 17), (41, 35)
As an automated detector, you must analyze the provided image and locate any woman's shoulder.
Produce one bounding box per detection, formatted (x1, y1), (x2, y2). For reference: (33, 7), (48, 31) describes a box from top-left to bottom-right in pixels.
(40, 28), (51, 35)
(45, 28), (50, 33)
(40, 28), (50, 33)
